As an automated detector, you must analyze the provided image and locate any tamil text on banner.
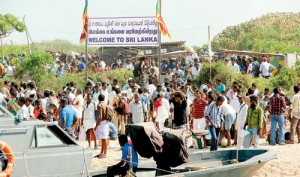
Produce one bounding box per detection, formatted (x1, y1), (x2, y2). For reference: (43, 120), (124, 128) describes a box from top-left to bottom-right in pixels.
(88, 16), (159, 47)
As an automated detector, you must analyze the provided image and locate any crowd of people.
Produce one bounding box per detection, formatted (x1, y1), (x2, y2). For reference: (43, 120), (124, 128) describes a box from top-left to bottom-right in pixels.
(0, 51), (299, 176)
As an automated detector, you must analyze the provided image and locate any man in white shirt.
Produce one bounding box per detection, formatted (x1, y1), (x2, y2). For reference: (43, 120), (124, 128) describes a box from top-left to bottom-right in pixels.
(165, 68), (173, 81)
(191, 63), (201, 80)
(129, 94), (147, 124)
(25, 97), (34, 120)
(93, 84), (101, 103)
(41, 90), (50, 110)
(124, 60), (134, 71)
(25, 82), (37, 99)
(174, 65), (184, 78)
(6, 62), (14, 77)
(107, 86), (116, 108)
(147, 79), (157, 96)
(17, 97), (30, 121)
(252, 83), (260, 96)
(150, 61), (159, 75)
(127, 86), (138, 103)
(221, 103), (236, 147)
(199, 80), (213, 93)
(259, 57), (275, 78)
(155, 93), (170, 131)
(99, 59), (106, 70)
(72, 89), (84, 126)
(235, 95), (248, 149)
(247, 59), (253, 75)
(287, 85), (300, 144)
(229, 59), (240, 73)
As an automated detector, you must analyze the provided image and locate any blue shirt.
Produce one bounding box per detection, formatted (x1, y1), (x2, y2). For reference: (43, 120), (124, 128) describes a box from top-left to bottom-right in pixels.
(204, 102), (223, 128)
(78, 61), (86, 71)
(59, 106), (77, 128)
(216, 84), (226, 93)
(238, 63), (245, 71)
(140, 95), (147, 104)
(122, 143), (138, 167)
(166, 63), (176, 70)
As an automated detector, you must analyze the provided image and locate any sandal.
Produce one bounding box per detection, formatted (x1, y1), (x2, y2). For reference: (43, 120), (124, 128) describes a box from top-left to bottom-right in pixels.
(98, 154), (107, 159)
(93, 153), (103, 158)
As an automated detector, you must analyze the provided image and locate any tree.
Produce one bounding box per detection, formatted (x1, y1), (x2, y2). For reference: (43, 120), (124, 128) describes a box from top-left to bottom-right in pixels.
(14, 52), (54, 85)
(0, 14), (26, 38)
(212, 12), (300, 54)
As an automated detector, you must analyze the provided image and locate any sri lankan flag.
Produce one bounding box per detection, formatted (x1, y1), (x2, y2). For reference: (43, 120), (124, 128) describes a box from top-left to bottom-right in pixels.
(156, 0), (171, 40)
(80, 0), (88, 44)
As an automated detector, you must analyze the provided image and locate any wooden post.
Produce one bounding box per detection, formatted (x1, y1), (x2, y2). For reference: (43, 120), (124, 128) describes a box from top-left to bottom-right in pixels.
(208, 26), (211, 80)
(22, 16), (31, 54)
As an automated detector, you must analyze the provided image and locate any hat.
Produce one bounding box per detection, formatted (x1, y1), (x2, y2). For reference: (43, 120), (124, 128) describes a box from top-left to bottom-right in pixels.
(59, 98), (68, 104)
(207, 80), (213, 84)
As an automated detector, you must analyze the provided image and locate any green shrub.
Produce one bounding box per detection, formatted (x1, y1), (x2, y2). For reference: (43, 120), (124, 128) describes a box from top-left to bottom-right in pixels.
(195, 61), (235, 88)
(14, 52), (53, 85)
(4, 69), (133, 93)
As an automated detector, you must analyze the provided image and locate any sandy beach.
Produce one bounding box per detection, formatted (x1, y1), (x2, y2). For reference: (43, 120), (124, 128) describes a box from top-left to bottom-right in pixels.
(79, 136), (300, 177)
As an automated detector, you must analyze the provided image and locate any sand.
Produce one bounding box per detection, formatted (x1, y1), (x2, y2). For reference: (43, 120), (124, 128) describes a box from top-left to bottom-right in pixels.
(79, 136), (300, 177)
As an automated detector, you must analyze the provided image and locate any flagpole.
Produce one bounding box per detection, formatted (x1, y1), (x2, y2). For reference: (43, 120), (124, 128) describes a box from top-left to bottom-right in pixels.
(85, 20), (88, 80)
(158, 0), (162, 83)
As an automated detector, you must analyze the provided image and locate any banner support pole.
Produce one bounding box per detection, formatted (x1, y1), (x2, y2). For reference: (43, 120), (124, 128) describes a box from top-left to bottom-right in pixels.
(158, 0), (162, 82)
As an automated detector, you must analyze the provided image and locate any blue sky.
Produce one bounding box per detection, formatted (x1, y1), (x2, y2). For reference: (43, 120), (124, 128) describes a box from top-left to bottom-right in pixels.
(1, 0), (300, 46)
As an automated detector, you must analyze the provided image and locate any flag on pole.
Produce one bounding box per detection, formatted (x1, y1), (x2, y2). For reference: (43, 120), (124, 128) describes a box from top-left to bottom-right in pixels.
(80, 0), (88, 44)
(156, 0), (171, 40)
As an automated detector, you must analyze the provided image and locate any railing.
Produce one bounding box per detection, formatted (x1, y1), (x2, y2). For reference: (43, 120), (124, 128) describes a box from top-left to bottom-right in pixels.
(0, 127), (31, 132)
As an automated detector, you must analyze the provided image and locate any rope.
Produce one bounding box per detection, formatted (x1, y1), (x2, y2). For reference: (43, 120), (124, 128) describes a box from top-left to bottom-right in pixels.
(23, 152), (30, 177)
(29, 172), (83, 177)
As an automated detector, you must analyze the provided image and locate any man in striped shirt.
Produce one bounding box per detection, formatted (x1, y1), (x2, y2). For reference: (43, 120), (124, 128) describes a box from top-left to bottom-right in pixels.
(191, 89), (208, 131)
(191, 89), (208, 147)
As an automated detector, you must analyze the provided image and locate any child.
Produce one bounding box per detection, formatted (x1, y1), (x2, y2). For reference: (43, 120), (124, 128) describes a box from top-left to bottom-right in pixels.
(261, 106), (270, 138)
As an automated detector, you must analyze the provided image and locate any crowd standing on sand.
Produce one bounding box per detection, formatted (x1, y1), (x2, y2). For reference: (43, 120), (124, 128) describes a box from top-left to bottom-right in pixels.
(1, 51), (300, 176)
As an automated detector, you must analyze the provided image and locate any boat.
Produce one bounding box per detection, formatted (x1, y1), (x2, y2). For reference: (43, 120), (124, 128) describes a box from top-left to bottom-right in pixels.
(91, 149), (277, 177)
(0, 104), (277, 177)
(0, 105), (92, 177)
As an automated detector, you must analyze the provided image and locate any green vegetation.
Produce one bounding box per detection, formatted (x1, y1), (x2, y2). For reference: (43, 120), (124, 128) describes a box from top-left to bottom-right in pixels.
(212, 12), (300, 54)
(4, 69), (133, 93)
(0, 14), (25, 37)
(195, 61), (300, 95)
(14, 52), (54, 85)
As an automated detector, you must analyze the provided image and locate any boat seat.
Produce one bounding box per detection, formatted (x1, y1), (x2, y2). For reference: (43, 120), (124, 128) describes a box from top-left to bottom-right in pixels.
(191, 130), (208, 136)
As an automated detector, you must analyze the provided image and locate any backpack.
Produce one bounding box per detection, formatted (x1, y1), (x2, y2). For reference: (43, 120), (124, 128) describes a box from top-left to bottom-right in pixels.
(133, 63), (141, 77)
(115, 97), (129, 115)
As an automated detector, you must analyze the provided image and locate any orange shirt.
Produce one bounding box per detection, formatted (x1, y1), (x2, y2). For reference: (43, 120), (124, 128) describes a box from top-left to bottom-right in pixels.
(33, 107), (47, 119)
